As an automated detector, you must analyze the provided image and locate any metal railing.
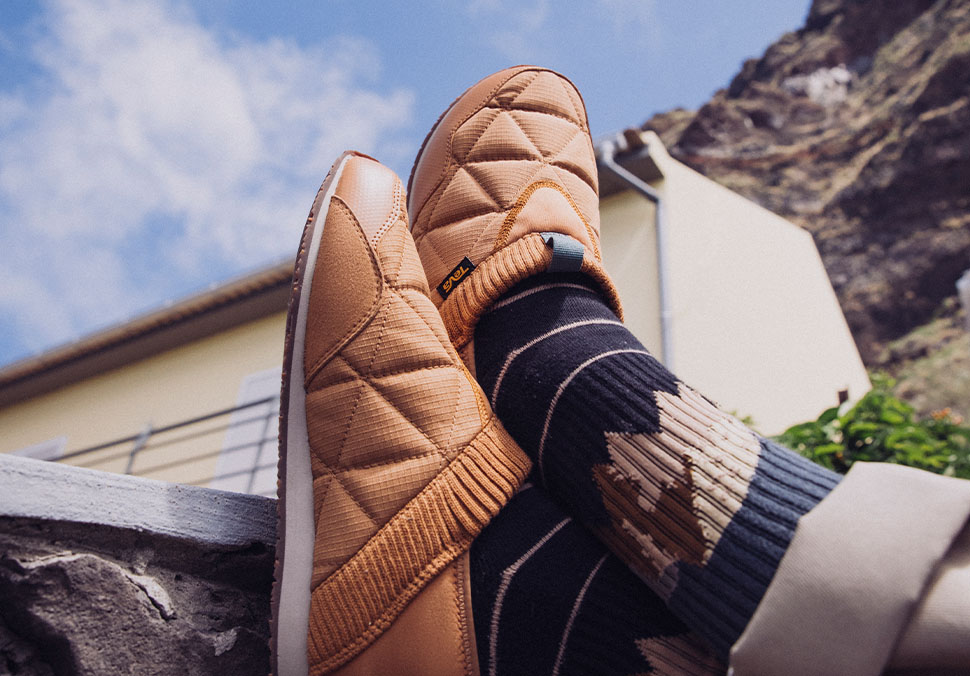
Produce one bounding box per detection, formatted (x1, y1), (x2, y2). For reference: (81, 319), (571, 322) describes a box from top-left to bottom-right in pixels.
(55, 396), (281, 497)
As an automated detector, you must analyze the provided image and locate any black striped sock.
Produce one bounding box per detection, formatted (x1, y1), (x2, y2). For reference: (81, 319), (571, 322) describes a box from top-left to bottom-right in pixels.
(472, 273), (841, 657)
(470, 482), (722, 675)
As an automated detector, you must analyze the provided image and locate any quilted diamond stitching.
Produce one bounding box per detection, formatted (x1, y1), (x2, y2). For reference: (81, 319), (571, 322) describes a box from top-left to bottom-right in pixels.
(427, 167), (500, 231)
(379, 271), (471, 454)
(492, 69), (541, 107)
(506, 70), (586, 127)
(464, 159), (548, 209)
(312, 372), (370, 532)
(411, 84), (594, 269)
(394, 287), (459, 356)
(460, 159), (547, 257)
(464, 110), (542, 163)
(412, 107), (589, 241)
(506, 109), (580, 160)
(310, 261), (473, 554)
(314, 464), (382, 526)
(330, 355), (452, 468)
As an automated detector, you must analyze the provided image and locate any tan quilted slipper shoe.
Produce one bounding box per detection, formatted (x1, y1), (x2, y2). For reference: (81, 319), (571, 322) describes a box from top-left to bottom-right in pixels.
(407, 65), (623, 359)
(272, 151), (531, 675)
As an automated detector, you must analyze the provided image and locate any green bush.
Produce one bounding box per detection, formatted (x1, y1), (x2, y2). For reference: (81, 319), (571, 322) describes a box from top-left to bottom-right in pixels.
(775, 374), (970, 479)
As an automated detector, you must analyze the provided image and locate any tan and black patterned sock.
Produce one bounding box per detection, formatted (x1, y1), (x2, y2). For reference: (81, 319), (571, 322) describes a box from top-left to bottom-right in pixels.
(473, 273), (842, 658)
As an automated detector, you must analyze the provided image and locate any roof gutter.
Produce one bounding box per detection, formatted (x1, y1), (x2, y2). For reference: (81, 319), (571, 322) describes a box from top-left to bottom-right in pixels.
(597, 138), (675, 370)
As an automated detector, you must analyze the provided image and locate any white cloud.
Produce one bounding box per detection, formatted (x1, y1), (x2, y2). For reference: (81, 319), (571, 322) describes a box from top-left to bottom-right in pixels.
(0, 0), (415, 361)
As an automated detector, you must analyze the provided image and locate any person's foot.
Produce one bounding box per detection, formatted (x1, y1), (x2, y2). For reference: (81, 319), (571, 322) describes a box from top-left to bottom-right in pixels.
(407, 67), (842, 661)
(406, 65), (623, 365)
(271, 151), (530, 675)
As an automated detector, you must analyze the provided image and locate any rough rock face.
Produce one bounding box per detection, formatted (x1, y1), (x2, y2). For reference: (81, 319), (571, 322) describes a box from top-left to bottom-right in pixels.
(0, 518), (272, 676)
(874, 296), (969, 419)
(0, 449), (278, 676)
(644, 0), (970, 361)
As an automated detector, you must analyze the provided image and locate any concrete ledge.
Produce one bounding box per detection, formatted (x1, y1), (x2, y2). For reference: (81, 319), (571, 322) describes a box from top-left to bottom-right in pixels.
(0, 453), (276, 547)
(0, 454), (278, 675)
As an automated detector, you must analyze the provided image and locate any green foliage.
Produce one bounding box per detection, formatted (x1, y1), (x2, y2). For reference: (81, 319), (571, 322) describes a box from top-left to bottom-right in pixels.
(775, 374), (970, 479)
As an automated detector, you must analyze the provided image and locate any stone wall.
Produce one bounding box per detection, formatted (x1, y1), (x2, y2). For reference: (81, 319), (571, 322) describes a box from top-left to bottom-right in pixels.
(0, 454), (276, 675)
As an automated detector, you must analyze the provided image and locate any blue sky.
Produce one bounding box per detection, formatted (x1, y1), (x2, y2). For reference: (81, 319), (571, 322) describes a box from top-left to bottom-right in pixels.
(0, 0), (810, 367)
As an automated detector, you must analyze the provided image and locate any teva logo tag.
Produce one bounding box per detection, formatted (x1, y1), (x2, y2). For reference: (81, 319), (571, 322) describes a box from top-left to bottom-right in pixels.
(437, 257), (476, 298)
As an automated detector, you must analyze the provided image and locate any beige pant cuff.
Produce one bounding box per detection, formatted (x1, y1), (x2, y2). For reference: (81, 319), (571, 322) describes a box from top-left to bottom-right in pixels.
(728, 462), (970, 676)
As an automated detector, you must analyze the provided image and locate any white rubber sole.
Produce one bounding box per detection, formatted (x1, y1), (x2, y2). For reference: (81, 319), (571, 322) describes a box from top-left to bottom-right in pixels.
(273, 152), (356, 676)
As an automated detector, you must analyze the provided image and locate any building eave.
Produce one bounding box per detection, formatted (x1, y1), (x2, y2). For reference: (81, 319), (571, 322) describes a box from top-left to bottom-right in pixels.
(595, 128), (665, 198)
(0, 260), (292, 406)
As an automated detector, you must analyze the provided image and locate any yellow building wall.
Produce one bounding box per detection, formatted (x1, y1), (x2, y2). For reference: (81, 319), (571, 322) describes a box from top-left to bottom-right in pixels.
(599, 192), (663, 359)
(647, 137), (871, 434)
(0, 311), (287, 485)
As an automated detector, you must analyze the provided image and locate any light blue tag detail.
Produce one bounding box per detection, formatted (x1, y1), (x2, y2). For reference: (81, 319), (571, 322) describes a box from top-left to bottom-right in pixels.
(541, 232), (585, 273)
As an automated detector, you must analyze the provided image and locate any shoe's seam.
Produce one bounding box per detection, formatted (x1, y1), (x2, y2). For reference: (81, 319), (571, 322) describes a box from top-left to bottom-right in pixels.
(551, 155), (597, 193)
(440, 367), (469, 458)
(551, 165), (600, 256)
(463, 156), (546, 165)
(428, 197), (503, 235)
(417, 119), (593, 270)
(462, 157), (550, 259)
(502, 69), (543, 110)
(308, 361), (454, 388)
(460, 107), (512, 163)
(453, 559), (475, 676)
(493, 179), (600, 260)
(377, 217), (407, 285)
(550, 70), (588, 131)
(304, 197), (384, 386)
(362, 281), (393, 375)
(462, 160), (523, 211)
(413, 228), (457, 296)
(460, 363), (490, 429)
(370, 181), (404, 248)
(456, 110), (580, 216)
(447, 158), (506, 209)
(322, 449), (445, 473)
(480, 102), (586, 127)
(393, 282), (434, 295)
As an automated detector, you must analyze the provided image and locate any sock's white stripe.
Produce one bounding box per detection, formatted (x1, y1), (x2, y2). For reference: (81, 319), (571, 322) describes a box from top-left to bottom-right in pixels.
(490, 517), (572, 676)
(490, 319), (625, 408)
(488, 282), (594, 313)
(551, 554), (608, 676)
(538, 349), (651, 482)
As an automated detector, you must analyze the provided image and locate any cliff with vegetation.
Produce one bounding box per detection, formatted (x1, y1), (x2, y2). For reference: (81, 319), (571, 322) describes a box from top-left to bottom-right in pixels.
(643, 0), (969, 417)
